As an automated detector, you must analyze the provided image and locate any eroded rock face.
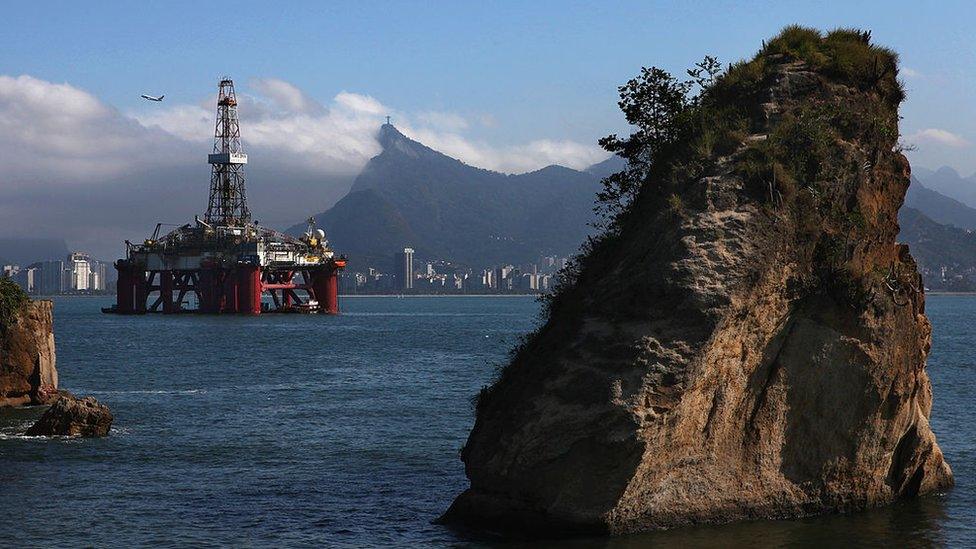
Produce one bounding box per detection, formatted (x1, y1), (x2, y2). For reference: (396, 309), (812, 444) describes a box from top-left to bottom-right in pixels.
(444, 35), (953, 535)
(25, 392), (113, 437)
(0, 300), (58, 407)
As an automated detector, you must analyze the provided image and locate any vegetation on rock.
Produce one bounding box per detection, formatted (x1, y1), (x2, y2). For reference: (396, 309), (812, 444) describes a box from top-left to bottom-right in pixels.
(538, 25), (909, 329)
(0, 277), (28, 335)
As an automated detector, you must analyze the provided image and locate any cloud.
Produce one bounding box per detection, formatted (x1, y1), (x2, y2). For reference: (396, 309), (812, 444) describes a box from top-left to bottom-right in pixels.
(2, 73), (604, 182)
(901, 67), (922, 79)
(0, 75), (188, 184)
(399, 126), (606, 172)
(334, 91), (385, 116)
(135, 80), (606, 174)
(0, 73), (606, 257)
(251, 78), (320, 114)
(907, 128), (970, 148)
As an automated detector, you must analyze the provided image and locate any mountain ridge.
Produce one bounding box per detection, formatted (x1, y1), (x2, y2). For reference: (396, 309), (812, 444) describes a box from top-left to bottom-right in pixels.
(912, 165), (976, 209)
(904, 176), (976, 230)
(289, 124), (609, 268)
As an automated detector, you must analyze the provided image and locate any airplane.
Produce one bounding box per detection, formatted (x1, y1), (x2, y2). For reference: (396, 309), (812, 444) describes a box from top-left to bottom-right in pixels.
(141, 94), (164, 102)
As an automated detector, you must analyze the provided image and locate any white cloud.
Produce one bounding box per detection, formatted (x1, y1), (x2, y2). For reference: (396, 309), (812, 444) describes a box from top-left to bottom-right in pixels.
(131, 81), (605, 175)
(0, 74), (186, 183)
(251, 78), (320, 114)
(2, 73), (604, 185)
(901, 67), (922, 78)
(907, 128), (970, 148)
(399, 125), (606, 173)
(136, 103), (211, 142)
(334, 91), (385, 116)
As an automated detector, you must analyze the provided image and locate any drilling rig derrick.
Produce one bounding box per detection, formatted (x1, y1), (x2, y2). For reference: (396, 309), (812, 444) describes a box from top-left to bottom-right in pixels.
(106, 77), (346, 316)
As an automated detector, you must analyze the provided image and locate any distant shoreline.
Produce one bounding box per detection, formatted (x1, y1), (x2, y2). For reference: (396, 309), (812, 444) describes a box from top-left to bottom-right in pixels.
(37, 292), (976, 298)
(38, 293), (542, 299)
(340, 294), (540, 298)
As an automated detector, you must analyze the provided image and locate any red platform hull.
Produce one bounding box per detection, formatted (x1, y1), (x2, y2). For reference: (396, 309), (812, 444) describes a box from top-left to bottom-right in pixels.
(110, 261), (343, 315)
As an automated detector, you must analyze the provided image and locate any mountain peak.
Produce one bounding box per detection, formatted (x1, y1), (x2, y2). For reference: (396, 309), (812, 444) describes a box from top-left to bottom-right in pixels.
(935, 165), (962, 179)
(378, 122), (405, 142)
(377, 123), (429, 159)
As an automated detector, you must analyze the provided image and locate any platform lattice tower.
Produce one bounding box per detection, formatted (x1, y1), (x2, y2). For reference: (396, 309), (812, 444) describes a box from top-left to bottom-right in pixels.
(205, 78), (251, 226)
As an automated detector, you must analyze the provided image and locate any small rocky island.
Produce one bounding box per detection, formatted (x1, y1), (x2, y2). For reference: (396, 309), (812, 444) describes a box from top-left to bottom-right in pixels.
(0, 278), (112, 436)
(443, 27), (953, 535)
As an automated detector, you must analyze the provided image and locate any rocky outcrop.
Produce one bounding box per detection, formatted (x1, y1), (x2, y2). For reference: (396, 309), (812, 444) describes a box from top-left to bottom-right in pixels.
(25, 392), (113, 437)
(443, 28), (953, 535)
(0, 299), (58, 407)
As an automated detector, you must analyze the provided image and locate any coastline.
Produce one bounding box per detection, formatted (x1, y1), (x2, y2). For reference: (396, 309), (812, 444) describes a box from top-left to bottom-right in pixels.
(38, 293), (543, 299)
(340, 294), (541, 298)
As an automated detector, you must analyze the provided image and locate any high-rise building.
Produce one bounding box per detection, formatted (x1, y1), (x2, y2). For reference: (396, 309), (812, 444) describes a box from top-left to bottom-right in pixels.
(481, 269), (494, 289)
(67, 252), (91, 291)
(85, 261), (107, 292)
(394, 247), (414, 290)
(38, 260), (65, 295)
(89, 269), (100, 292)
(2, 265), (18, 278)
(98, 262), (107, 291)
(13, 265), (37, 294)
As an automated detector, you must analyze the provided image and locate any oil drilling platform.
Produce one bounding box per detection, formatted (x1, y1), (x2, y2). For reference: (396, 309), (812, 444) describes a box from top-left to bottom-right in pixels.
(106, 77), (346, 315)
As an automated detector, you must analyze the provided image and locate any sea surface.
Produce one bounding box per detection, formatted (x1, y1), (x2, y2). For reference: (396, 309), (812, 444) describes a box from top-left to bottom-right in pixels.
(0, 295), (972, 547)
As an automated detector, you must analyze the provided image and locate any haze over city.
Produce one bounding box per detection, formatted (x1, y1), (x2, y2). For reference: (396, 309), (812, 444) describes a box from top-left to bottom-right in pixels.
(1, 1), (975, 259)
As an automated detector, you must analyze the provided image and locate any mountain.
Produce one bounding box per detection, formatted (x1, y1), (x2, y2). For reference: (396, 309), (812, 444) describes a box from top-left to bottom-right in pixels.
(904, 176), (976, 229)
(912, 166), (976, 209)
(900, 176), (976, 288)
(584, 154), (626, 180)
(899, 207), (976, 290)
(0, 238), (70, 266)
(289, 124), (610, 268)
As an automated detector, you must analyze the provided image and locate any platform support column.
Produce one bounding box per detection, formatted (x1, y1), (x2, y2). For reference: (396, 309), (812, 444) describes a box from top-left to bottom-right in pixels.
(324, 268), (338, 314)
(313, 267), (339, 315)
(115, 262), (134, 314)
(283, 271), (293, 309)
(237, 265), (262, 315)
(221, 269), (238, 313)
(161, 270), (175, 314)
(199, 268), (217, 313)
(134, 268), (148, 314)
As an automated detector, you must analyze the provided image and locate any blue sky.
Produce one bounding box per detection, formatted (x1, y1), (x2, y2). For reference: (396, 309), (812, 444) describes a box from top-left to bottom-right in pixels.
(1, 1), (974, 256)
(2, 1), (974, 170)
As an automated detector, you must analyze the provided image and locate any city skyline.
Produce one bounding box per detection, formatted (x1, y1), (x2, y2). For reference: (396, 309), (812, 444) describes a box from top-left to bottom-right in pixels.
(3, 252), (109, 295)
(1, 244), (569, 296)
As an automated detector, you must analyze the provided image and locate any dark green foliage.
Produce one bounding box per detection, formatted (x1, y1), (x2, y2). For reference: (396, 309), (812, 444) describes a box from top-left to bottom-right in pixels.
(774, 109), (833, 183)
(597, 67), (695, 219)
(759, 25), (904, 105)
(687, 55), (723, 89)
(0, 277), (28, 334)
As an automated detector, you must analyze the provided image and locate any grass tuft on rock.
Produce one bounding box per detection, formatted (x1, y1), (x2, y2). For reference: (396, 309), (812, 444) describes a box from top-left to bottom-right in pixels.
(0, 277), (28, 334)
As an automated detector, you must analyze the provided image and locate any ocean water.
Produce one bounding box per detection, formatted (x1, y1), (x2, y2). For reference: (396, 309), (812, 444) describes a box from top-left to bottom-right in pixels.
(0, 295), (971, 547)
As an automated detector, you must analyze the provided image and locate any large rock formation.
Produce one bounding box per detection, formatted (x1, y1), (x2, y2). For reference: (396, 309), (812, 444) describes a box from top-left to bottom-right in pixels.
(25, 392), (113, 437)
(443, 28), (953, 535)
(0, 292), (58, 407)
